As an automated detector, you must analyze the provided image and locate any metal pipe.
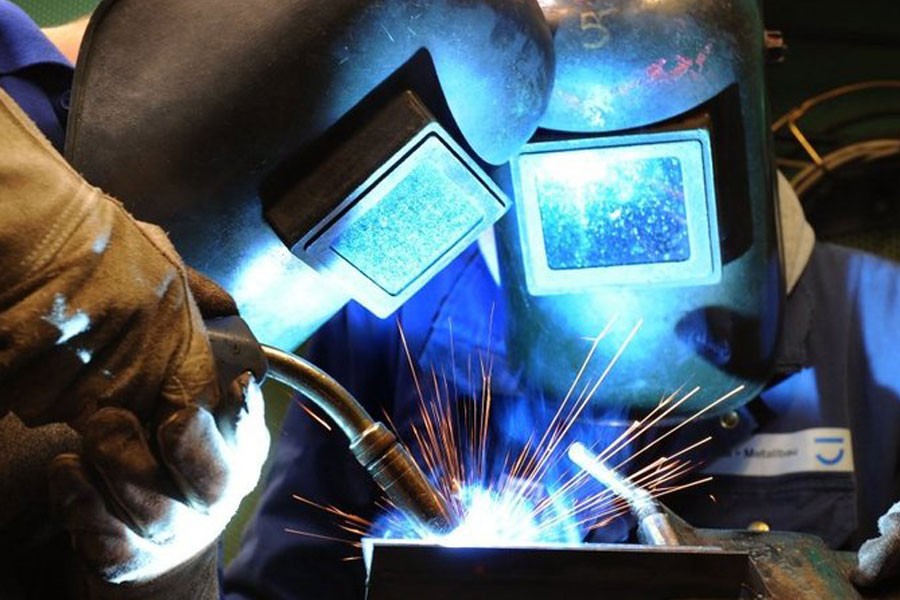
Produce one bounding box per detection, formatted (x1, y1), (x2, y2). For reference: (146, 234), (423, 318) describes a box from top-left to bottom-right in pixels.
(261, 344), (456, 534)
(568, 442), (680, 546)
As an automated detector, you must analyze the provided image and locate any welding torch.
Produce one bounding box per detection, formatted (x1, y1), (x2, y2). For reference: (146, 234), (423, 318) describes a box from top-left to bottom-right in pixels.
(568, 442), (681, 546)
(206, 316), (456, 536)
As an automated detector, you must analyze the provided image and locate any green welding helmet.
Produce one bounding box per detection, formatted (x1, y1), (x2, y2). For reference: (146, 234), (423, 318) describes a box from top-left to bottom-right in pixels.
(493, 0), (782, 417)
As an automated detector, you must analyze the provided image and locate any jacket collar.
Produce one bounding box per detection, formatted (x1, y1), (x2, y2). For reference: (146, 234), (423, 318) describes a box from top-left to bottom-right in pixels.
(0, 1), (71, 75)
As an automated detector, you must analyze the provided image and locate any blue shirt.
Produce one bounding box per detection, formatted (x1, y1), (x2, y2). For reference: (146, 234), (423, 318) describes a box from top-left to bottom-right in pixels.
(0, 0), (72, 150)
(225, 240), (900, 599)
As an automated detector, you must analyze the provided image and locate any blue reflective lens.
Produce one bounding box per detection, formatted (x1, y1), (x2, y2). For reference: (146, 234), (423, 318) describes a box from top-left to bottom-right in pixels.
(302, 129), (508, 316)
(536, 155), (691, 270)
(331, 139), (485, 295)
(512, 129), (720, 294)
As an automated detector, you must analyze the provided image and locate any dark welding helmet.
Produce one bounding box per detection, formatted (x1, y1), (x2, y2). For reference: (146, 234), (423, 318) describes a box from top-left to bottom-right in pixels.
(64, 0), (553, 350)
(492, 0), (782, 417)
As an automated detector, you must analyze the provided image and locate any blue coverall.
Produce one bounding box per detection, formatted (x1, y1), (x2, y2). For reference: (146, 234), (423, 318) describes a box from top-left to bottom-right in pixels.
(225, 240), (900, 599)
(0, 0), (71, 149)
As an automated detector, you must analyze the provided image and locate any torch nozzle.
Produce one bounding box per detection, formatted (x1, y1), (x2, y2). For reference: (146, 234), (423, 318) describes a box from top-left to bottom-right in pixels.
(261, 345), (456, 534)
(568, 442), (680, 546)
(350, 423), (456, 534)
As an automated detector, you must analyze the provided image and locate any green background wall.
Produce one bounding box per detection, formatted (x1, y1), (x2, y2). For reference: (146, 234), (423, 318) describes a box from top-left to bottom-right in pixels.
(11, 0), (98, 25)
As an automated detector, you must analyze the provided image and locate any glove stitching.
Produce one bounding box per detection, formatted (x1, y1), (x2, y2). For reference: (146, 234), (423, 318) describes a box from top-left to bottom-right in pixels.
(110, 205), (204, 407)
(19, 182), (96, 283)
(168, 268), (205, 403)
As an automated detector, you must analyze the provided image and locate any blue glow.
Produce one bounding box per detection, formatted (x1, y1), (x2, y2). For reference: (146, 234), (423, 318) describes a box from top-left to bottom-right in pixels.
(440, 487), (540, 546)
(372, 480), (581, 547)
(227, 240), (350, 349)
(107, 380), (269, 583)
(533, 153), (690, 269)
(366, 391), (631, 547)
(92, 231), (110, 254)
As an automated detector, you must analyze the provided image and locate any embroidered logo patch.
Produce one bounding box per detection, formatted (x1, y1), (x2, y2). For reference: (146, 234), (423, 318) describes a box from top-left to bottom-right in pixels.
(703, 428), (854, 476)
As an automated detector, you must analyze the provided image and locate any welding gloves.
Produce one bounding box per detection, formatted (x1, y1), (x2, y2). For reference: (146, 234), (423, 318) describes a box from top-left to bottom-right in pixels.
(0, 86), (217, 430)
(0, 87), (269, 593)
(49, 372), (269, 592)
(852, 500), (900, 590)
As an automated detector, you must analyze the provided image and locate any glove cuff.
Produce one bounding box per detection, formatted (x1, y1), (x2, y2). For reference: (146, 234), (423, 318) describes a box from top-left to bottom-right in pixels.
(73, 542), (220, 600)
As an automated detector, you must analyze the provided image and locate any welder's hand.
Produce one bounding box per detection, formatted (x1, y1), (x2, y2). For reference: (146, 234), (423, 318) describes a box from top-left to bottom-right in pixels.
(851, 501), (900, 590)
(0, 87), (216, 431)
(48, 372), (270, 585)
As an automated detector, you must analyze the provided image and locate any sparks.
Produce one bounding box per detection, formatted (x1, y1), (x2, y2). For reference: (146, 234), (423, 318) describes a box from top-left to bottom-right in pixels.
(294, 316), (726, 553)
(298, 400), (333, 431)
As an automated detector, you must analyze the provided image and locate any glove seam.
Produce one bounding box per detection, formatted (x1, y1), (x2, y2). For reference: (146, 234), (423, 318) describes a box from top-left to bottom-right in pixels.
(19, 181), (96, 284)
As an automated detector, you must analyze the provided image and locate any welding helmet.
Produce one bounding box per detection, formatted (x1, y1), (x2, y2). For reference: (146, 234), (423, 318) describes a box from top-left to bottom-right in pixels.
(64, 0), (553, 350)
(491, 0), (782, 417)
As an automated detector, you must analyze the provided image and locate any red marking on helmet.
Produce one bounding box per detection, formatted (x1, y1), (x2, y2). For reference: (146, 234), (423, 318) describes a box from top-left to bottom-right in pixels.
(671, 55), (694, 78)
(695, 43), (712, 70)
(644, 42), (713, 83)
(646, 58), (667, 81)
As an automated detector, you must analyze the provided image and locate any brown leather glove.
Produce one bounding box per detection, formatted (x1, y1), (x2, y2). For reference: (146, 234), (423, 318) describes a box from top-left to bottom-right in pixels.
(49, 371), (269, 588)
(0, 87), (217, 431)
(0, 88), (270, 591)
(45, 280), (271, 591)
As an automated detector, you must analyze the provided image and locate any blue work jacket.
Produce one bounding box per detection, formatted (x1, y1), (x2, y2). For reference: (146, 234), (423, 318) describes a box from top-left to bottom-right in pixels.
(225, 241), (900, 599)
(0, 0), (72, 150)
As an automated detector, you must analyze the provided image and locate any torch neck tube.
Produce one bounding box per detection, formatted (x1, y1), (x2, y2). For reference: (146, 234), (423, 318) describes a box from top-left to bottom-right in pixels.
(262, 344), (374, 438)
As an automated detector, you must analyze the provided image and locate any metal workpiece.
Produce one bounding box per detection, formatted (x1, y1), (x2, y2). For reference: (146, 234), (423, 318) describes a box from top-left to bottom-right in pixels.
(261, 345), (456, 535)
(694, 529), (888, 600)
(362, 539), (766, 600)
(635, 511), (681, 547)
(362, 533), (900, 600)
(564, 443), (900, 598)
